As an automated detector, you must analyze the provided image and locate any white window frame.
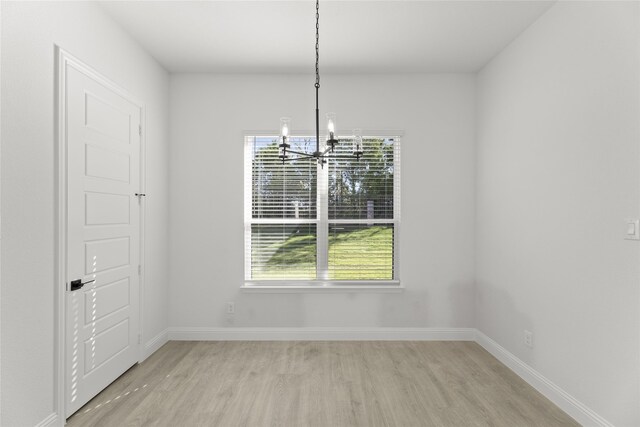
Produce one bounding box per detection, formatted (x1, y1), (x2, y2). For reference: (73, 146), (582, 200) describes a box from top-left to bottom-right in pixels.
(243, 130), (402, 293)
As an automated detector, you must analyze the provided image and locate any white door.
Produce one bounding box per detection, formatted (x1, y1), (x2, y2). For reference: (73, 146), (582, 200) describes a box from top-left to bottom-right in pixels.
(65, 63), (141, 417)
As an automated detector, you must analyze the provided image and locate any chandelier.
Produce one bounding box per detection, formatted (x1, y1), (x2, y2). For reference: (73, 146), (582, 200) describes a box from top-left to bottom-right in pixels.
(278, 0), (363, 166)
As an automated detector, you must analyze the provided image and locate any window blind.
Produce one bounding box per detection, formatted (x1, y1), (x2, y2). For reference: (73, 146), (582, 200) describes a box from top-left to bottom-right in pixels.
(328, 223), (394, 280)
(245, 134), (400, 284)
(251, 224), (317, 280)
(251, 137), (317, 220)
(327, 137), (398, 281)
(328, 138), (396, 220)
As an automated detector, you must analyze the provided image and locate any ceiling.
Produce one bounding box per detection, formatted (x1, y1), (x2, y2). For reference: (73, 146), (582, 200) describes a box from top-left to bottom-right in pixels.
(99, 1), (554, 74)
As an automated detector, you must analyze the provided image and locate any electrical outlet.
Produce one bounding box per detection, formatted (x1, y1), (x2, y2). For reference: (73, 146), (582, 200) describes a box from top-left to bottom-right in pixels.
(625, 219), (640, 240)
(524, 330), (533, 348)
(227, 302), (235, 314)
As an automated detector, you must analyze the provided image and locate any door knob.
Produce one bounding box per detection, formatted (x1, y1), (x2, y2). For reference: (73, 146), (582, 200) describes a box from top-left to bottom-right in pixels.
(70, 279), (95, 291)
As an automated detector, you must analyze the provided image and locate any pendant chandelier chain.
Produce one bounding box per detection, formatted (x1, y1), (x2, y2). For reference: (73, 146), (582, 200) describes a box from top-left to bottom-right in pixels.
(279, 0), (362, 164)
(315, 0), (320, 89)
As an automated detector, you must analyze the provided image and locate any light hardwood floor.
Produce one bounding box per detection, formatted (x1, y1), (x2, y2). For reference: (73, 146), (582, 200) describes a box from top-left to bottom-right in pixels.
(67, 341), (578, 427)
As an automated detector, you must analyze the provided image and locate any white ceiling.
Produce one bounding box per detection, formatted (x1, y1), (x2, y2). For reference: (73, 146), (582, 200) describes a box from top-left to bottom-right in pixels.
(99, 1), (554, 74)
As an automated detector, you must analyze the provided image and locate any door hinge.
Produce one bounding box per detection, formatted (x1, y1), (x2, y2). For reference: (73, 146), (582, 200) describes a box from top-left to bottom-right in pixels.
(138, 125), (142, 136)
(138, 264), (142, 275)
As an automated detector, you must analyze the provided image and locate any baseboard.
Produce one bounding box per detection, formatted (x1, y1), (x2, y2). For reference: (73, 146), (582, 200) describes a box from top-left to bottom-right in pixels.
(475, 330), (614, 427)
(168, 327), (476, 341)
(35, 413), (59, 427)
(143, 328), (169, 361)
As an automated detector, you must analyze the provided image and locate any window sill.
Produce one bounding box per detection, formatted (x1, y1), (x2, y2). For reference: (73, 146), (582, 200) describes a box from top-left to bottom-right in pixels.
(241, 281), (403, 293)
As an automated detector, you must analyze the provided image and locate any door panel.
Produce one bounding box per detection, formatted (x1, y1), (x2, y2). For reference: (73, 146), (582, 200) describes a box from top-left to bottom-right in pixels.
(84, 92), (132, 142)
(84, 237), (130, 274)
(65, 64), (141, 417)
(85, 145), (130, 182)
(82, 278), (130, 324)
(85, 192), (130, 225)
(82, 319), (130, 374)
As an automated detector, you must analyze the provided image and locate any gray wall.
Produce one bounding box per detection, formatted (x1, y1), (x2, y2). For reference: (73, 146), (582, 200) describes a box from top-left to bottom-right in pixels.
(169, 74), (476, 329)
(476, 2), (640, 426)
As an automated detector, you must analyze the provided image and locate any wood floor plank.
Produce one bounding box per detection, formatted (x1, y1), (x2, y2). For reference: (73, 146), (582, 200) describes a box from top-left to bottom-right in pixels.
(67, 341), (579, 427)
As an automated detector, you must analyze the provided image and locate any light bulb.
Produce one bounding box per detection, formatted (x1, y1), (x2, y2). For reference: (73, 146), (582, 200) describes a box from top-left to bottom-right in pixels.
(280, 117), (291, 138)
(353, 129), (363, 159)
(326, 112), (336, 140)
(353, 128), (362, 151)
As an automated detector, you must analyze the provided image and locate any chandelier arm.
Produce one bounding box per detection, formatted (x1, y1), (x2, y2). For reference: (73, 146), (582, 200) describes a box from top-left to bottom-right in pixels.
(282, 156), (312, 162)
(283, 151), (362, 162)
(286, 149), (316, 157)
(328, 155), (363, 159)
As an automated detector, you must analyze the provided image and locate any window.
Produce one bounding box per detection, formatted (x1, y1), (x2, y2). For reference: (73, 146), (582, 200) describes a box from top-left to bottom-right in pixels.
(244, 134), (400, 288)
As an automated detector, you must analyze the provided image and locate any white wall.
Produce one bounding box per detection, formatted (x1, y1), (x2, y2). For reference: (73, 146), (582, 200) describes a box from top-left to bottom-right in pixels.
(476, 2), (640, 426)
(0, 2), (170, 425)
(169, 74), (476, 329)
